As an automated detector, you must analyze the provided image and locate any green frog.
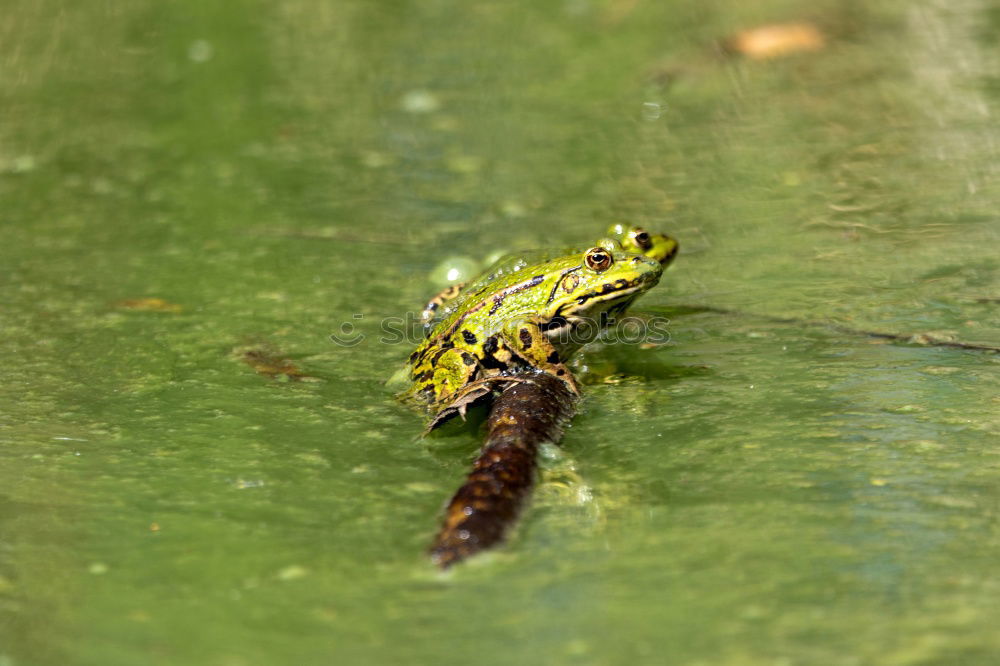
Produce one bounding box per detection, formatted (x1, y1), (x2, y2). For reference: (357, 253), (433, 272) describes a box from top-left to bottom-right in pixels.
(398, 227), (677, 427)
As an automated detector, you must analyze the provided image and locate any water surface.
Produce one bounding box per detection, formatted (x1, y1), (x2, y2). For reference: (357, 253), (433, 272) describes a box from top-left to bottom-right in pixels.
(1, 1), (998, 664)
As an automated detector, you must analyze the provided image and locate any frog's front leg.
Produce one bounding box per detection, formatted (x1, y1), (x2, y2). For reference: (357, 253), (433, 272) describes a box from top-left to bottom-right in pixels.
(420, 283), (466, 333)
(500, 319), (580, 395)
(425, 374), (531, 433)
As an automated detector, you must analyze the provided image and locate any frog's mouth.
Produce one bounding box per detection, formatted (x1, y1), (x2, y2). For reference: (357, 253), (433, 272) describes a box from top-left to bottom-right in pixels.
(559, 273), (658, 316)
(539, 277), (654, 345)
(541, 282), (649, 349)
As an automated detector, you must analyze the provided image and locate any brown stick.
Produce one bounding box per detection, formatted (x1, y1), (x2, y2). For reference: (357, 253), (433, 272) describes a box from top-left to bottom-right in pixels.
(429, 372), (578, 569)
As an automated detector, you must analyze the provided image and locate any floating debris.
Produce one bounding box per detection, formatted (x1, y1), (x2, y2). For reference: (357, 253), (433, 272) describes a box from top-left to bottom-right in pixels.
(276, 565), (308, 581)
(188, 39), (214, 63)
(116, 297), (183, 313)
(0, 154), (37, 174)
(234, 345), (320, 382)
(400, 89), (441, 113)
(726, 22), (825, 60)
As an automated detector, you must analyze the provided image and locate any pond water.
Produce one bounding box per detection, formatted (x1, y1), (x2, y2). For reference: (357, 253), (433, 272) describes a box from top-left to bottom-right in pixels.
(2, 1), (998, 665)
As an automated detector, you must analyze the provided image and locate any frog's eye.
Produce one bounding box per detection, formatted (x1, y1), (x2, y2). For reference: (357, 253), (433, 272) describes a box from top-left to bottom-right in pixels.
(629, 228), (653, 251)
(584, 247), (614, 272)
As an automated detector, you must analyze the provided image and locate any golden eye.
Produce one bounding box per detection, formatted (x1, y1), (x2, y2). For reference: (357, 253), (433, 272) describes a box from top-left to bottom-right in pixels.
(584, 247), (614, 272)
(629, 228), (652, 250)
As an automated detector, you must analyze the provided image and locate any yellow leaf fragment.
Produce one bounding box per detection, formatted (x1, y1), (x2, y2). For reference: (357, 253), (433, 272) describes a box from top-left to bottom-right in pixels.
(728, 22), (825, 60)
(116, 297), (183, 313)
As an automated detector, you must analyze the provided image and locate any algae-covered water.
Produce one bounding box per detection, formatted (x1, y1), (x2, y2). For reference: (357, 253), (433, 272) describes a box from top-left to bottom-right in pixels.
(2, 1), (998, 665)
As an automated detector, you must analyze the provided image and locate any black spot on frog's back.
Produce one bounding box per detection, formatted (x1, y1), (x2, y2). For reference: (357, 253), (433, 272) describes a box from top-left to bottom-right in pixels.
(461, 330), (477, 345)
(482, 335), (498, 355)
(479, 334), (508, 371)
(518, 327), (532, 351)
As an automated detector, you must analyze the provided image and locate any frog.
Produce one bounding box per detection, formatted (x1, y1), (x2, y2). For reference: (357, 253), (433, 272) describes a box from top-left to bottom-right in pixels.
(419, 225), (678, 333)
(607, 223), (679, 267)
(398, 236), (669, 427)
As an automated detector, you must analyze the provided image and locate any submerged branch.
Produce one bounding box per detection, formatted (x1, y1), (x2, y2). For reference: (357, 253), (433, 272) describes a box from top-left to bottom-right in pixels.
(429, 373), (578, 569)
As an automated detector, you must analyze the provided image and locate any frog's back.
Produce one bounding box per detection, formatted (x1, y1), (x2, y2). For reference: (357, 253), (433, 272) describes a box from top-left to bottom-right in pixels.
(429, 248), (560, 326)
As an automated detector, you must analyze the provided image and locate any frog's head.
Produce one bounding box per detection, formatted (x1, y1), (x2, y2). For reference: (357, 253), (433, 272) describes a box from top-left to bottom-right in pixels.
(606, 224), (679, 267)
(535, 246), (663, 351)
